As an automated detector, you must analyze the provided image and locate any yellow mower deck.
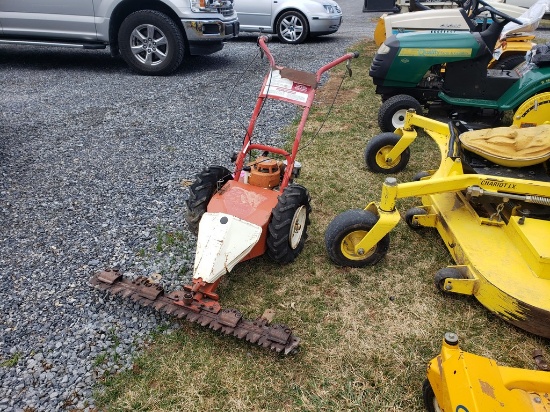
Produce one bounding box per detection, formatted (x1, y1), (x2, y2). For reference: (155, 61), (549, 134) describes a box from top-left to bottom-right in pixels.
(326, 111), (550, 338)
(424, 333), (550, 411)
(423, 188), (550, 338)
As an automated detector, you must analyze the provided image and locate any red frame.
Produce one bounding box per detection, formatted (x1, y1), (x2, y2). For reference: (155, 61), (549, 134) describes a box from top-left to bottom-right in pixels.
(233, 36), (358, 192)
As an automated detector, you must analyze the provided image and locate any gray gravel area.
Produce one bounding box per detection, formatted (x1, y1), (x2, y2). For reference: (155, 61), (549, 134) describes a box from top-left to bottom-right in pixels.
(1, 1), (549, 410)
(0, 1), (377, 410)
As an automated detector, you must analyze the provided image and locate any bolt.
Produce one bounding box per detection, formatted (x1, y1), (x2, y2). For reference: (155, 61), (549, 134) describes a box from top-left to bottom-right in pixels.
(357, 248), (365, 255)
(444, 332), (459, 345)
(445, 284), (452, 291)
(385, 177), (398, 187)
(534, 397), (542, 404)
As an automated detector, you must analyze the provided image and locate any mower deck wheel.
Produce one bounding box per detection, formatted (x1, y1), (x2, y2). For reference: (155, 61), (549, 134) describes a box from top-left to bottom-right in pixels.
(422, 379), (441, 412)
(405, 207), (427, 230)
(434, 267), (464, 292)
(267, 184), (311, 264)
(325, 209), (389, 267)
(378, 94), (422, 133)
(365, 133), (411, 174)
(185, 166), (232, 235)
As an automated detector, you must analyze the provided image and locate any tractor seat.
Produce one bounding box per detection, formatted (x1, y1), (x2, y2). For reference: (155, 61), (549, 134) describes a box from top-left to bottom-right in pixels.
(459, 124), (550, 167)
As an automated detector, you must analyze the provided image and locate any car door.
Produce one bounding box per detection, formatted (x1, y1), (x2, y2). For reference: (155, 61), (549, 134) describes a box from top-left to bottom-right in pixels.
(0, 0), (97, 41)
(235, 0), (273, 31)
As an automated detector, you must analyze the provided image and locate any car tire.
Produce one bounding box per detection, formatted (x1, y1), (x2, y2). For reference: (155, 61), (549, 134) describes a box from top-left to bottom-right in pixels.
(118, 10), (185, 76)
(276, 11), (310, 44)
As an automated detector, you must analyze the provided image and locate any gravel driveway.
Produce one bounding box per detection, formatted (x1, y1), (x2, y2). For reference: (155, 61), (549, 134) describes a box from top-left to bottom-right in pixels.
(2, 1), (549, 409)
(0, 1), (378, 410)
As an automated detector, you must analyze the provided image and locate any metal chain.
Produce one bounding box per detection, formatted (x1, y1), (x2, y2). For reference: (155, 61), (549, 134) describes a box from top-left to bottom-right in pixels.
(490, 202), (505, 222)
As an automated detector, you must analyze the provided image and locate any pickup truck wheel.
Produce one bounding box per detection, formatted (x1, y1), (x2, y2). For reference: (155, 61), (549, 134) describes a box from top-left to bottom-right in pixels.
(118, 10), (185, 76)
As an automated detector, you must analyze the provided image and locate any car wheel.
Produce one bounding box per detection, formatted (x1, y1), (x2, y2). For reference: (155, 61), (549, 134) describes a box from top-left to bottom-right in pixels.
(276, 11), (310, 44)
(118, 10), (185, 76)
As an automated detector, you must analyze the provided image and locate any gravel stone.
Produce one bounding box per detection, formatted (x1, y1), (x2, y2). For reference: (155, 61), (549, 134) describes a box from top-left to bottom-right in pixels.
(1, 1), (549, 410)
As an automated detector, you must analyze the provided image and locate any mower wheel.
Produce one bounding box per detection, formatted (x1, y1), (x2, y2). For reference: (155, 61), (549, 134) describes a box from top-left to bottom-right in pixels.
(378, 94), (422, 133)
(405, 207), (427, 230)
(422, 379), (439, 412)
(325, 209), (389, 267)
(434, 267), (464, 292)
(412, 170), (431, 182)
(185, 166), (232, 235)
(267, 184), (311, 264)
(365, 133), (410, 174)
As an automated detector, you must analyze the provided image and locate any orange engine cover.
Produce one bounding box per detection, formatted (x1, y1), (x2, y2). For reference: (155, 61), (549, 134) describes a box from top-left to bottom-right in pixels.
(248, 157), (281, 189)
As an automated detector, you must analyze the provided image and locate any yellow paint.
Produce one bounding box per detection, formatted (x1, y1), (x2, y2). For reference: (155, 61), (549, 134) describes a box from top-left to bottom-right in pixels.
(398, 48), (472, 57)
(426, 334), (550, 411)
(348, 111), (550, 336)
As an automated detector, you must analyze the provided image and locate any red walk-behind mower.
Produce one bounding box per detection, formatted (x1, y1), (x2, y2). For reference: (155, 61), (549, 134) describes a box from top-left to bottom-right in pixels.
(90, 36), (358, 354)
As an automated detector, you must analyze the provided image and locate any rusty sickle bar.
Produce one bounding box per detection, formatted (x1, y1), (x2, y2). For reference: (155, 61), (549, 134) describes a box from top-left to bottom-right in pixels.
(90, 269), (300, 355)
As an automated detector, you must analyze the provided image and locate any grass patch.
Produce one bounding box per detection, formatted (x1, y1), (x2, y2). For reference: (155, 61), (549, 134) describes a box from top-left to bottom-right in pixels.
(94, 39), (550, 411)
(1, 352), (21, 368)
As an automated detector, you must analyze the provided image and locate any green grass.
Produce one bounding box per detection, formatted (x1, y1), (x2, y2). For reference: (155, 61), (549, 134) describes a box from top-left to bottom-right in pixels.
(94, 39), (550, 411)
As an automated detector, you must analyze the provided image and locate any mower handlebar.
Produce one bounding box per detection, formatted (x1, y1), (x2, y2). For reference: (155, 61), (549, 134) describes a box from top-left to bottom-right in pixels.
(256, 35), (359, 79)
(315, 52), (359, 81)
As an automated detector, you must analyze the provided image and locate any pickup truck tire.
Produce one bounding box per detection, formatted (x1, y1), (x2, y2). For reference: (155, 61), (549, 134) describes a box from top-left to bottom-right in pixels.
(118, 10), (185, 76)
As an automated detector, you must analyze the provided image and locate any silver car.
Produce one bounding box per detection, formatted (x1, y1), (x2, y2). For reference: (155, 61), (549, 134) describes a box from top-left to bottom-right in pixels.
(235, 0), (342, 44)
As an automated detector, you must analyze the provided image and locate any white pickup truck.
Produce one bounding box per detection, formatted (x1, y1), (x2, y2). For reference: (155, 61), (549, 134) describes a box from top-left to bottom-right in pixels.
(0, 0), (239, 75)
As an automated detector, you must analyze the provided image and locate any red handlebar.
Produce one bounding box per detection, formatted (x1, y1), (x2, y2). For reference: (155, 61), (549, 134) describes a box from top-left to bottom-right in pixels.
(257, 35), (359, 78)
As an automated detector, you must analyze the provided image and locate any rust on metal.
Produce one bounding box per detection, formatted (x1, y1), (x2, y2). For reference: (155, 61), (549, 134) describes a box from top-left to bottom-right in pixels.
(89, 272), (300, 355)
(279, 67), (318, 88)
(132, 276), (164, 300)
(95, 269), (122, 284)
(218, 309), (243, 327)
(533, 349), (550, 371)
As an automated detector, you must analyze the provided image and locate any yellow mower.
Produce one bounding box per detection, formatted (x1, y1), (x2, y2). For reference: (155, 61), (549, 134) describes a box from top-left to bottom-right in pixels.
(424, 332), (550, 411)
(325, 110), (550, 338)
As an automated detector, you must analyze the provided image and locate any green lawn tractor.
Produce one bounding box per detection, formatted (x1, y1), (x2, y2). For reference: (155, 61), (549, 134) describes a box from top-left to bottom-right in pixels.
(370, 0), (550, 132)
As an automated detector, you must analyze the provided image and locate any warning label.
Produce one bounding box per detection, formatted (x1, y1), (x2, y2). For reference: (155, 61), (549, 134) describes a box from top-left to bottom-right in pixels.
(263, 70), (311, 104)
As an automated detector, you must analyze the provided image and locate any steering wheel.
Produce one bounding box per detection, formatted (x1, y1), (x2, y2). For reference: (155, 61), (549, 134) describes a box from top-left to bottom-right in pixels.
(472, 0), (523, 25)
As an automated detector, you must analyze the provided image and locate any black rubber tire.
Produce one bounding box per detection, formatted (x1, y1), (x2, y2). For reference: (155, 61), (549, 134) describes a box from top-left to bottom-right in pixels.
(325, 209), (390, 267)
(434, 267), (464, 292)
(365, 133), (411, 174)
(267, 184), (312, 264)
(422, 379), (438, 412)
(491, 54), (526, 70)
(412, 170), (431, 182)
(378, 94), (422, 133)
(404, 207), (427, 230)
(185, 166), (232, 235)
(118, 10), (185, 76)
(276, 11), (310, 44)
